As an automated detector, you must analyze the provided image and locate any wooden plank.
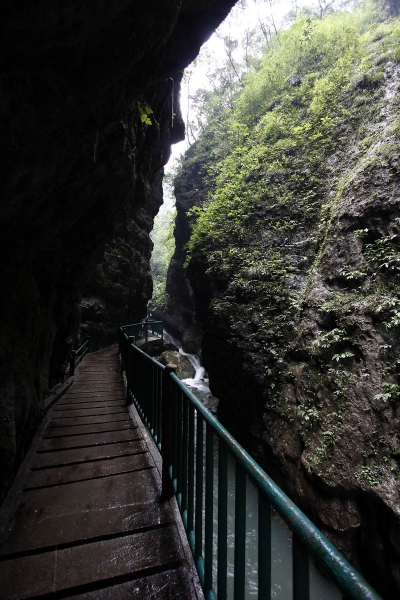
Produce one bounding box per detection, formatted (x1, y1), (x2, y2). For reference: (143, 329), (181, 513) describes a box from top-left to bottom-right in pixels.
(71, 382), (124, 388)
(78, 367), (120, 371)
(61, 394), (126, 400)
(77, 373), (122, 377)
(66, 385), (125, 389)
(1, 482), (171, 559)
(31, 439), (147, 469)
(73, 377), (123, 382)
(70, 387), (124, 392)
(63, 390), (125, 395)
(78, 368), (119, 371)
(71, 381), (124, 384)
(70, 372), (119, 376)
(72, 379), (120, 384)
(51, 407), (128, 419)
(44, 421), (134, 438)
(24, 452), (153, 489)
(7, 470), (161, 522)
(79, 360), (119, 364)
(59, 393), (125, 402)
(56, 399), (125, 408)
(71, 566), (198, 599)
(55, 397), (125, 405)
(61, 390), (125, 397)
(68, 379), (122, 382)
(56, 397), (125, 405)
(0, 526), (183, 599)
(76, 370), (121, 374)
(53, 400), (126, 410)
(48, 414), (130, 427)
(38, 428), (138, 452)
(56, 395), (125, 401)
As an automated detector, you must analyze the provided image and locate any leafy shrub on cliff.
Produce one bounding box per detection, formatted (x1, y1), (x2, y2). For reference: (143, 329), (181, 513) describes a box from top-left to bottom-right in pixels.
(186, 3), (399, 263)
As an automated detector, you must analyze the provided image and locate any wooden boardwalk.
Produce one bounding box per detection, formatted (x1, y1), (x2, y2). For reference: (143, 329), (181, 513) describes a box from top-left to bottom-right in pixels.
(0, 346), (202, 599)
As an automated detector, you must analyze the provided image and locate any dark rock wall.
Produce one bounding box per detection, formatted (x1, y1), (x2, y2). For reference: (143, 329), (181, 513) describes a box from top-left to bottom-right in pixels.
(79, 175), (160, 349)
(163, 144), (211, 353)
(0, 0), (236, 501)
(79, 74), (184, 350)
(80, 166), (167, 349)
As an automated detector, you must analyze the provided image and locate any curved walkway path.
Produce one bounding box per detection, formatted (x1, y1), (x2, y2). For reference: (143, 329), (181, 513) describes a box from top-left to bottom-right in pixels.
(0, 346), (201, 599)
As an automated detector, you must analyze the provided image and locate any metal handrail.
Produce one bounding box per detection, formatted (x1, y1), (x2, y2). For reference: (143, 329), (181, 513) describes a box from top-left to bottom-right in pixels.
(69, 337), (90, 376)
(119, 327), (165, 452)
(75, 338), (90, 361)
(121, 320), (163, 344)
(119, 325), (382, 600)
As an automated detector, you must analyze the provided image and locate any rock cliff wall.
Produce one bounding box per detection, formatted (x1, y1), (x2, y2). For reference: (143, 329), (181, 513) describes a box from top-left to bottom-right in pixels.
(163, 144), (210, 353)
(0, 0), (236, 501)
(167, 10), (400, 597)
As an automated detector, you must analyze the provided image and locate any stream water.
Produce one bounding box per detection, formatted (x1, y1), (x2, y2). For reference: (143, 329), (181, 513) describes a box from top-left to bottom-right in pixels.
(164, 332), (341, 599)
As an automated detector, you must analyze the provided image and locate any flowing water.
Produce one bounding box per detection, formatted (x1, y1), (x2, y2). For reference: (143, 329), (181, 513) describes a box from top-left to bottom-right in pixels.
(164, 332), (341, 599)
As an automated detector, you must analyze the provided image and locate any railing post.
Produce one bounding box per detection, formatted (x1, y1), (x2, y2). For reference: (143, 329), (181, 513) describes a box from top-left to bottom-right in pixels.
(161, 364), (177, 500)
(125, 336), (135, 404)
(120, 329), (124, 372)
(293, 535), (310, 600)
(69, 350), (76, 377)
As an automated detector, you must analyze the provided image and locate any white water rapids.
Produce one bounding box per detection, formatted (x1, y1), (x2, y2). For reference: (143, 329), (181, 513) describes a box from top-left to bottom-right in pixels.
(164, 331), (211, 399)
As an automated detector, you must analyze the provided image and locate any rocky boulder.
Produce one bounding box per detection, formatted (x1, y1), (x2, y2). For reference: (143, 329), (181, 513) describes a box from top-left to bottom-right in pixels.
(159, 351), (195, 380)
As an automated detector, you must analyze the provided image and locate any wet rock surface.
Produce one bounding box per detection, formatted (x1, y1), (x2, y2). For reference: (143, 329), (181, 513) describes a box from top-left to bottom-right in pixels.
(159, 351), (195, 380)
(163, 144), (210, 354)
(0, 0), (236, 501)
(79, 170), (164, 350)
(167, 37), (400, 597)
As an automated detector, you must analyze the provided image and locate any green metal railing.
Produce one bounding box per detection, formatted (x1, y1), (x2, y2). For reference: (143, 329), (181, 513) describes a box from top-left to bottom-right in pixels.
(69, 337), (90, 376)
(119, 326), (164, 452)
(120, 320), (163, 345)
(119, 325), (382, 600)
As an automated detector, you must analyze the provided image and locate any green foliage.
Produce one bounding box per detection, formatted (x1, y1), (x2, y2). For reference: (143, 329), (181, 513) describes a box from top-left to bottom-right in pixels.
(150, 207), (175, 312)
(137, 101), (153, 125)
(332, 351), (355, 361)
(359, 465), (380, 486)
(185, 5), (397, 270)
(309, 328), (348, 355)
(364, 234), (400, 275)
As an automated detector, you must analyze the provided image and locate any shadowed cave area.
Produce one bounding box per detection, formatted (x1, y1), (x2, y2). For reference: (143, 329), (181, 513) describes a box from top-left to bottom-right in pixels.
(0, 0), (236, 500)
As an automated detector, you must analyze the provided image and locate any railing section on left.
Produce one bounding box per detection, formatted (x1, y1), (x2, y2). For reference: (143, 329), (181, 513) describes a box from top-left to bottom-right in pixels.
(119, 324), (382, 600)
(69, 337), (90, 376)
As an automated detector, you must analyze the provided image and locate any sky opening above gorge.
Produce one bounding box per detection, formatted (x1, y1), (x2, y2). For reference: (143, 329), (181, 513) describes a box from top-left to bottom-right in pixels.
(169, 0), (345, 162)
(162, 0), (355, 208)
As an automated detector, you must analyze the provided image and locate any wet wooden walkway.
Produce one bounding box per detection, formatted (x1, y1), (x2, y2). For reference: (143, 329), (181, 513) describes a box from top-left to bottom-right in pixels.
(0, 346), (202, 599)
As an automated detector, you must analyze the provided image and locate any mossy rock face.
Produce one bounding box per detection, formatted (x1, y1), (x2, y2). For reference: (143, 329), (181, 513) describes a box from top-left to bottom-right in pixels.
(168, 8), (400, 596)
(159, 351), (195, 380)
